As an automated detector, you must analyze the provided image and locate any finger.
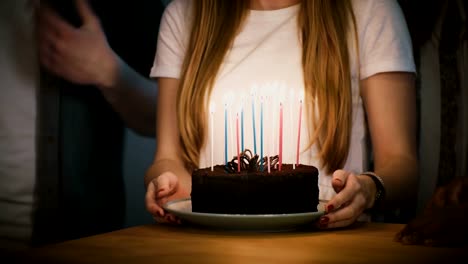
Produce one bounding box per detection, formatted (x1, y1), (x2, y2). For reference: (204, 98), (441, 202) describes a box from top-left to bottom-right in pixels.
(394, 227), (406, 242)
(74, 0), (99, 26)
(153, 213), (180, 225)
(319, 194), (366, 229)
(37, 21), (62, 56)
(42, 53), (64, 77)
(38, 41), (65, 77)
(145, 182), (165, 217)
(326, 173), (360, 213)
(394, 225), (419, 244)
(399, 231), (423, 245)
(331, 170), (349, 193)
(428, 187), (447, 209)
(153, 216), (167, 224)
(38, 4), (76, 39)
(166, 213), (180, 224)
(320, 217), (356, 229)
(450, 180), (464, 205)
(155, 174), (178, 198)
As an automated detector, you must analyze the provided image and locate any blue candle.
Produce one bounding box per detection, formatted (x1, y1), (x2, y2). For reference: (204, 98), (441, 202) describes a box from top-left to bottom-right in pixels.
(260, 98), (264, 171)
(252, 96), (257, 155)
(224, 104), (228, 166)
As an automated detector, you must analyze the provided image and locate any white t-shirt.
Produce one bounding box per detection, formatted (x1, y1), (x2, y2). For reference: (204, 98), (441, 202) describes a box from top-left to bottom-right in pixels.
(151, 0), (415, 202)
(0, 0), (37, 247)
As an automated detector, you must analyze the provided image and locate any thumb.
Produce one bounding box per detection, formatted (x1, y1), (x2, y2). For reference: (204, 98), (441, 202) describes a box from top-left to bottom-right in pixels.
(332, 169), (348, 193)
(155, 172), (178, 198)
(74, 0), (98, 25)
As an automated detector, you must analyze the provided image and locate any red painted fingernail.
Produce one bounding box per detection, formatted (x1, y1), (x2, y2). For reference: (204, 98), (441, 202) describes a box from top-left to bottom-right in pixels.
(333, 178), (342, 184)
(327, 205), (334, 212)
(320, 216), (329, 225)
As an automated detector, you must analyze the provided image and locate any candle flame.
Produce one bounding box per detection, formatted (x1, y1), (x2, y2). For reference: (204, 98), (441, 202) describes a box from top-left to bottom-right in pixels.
(223, 91), (234, 107)
(250, 83), (258, 97)
(298, 89), (305, 102)
(277, 83), (287, 104)
(288, 88), (296, 101)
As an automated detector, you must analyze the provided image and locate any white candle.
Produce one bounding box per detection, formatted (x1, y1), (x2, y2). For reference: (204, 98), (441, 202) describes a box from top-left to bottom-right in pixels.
(296, 97), (303, 167)
(210, 102), (215, 171)
(250, 85), (258, 155)
(289, 89), (296, 169)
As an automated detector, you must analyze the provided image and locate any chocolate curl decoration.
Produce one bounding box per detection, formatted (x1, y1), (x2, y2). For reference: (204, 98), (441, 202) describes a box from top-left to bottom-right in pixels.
(225, 149), (258, 173)
(260, 155), (279, 171)
(225, 149), (279, 173)
(264, 155), (279, 168)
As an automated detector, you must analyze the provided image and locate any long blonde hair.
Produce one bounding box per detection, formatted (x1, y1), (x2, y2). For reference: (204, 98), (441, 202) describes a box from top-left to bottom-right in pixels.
(177, 0), (357, 174)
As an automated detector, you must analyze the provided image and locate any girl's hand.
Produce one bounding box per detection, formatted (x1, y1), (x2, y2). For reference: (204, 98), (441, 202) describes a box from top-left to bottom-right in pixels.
(318, 170), (376, 229)
(145, 171), (190, 224)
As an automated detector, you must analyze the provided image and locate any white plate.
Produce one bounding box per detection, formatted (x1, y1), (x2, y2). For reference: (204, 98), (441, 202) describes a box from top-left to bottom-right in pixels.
(163, 198), (325, 231)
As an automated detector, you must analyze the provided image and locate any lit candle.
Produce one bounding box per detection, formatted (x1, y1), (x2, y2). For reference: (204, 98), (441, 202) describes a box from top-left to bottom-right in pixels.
(210, 102), (215, 171)
(265, 94), (271, 174)
(279, 102), (283, 171)
(229, 104), (234, 160)
(251, 88), (257, 155)
(224, 103), (228, 166)
(289, 90), (296, 170)
(236, 113), (240, 172)
(271, 93), (278, 170)
(260, 96), (264, 171)
(241, 101), (244, 152)
(296, 99), (303, 167)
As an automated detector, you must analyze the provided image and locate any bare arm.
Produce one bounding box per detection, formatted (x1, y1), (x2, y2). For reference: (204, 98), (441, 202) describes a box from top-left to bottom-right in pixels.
(144, 77), (191, 188)
(361, 72), (419, 210)
(100, 56), (157, 137)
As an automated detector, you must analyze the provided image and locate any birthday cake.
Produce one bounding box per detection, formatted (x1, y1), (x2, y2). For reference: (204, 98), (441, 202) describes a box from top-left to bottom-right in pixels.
(191, 150), (319, 214)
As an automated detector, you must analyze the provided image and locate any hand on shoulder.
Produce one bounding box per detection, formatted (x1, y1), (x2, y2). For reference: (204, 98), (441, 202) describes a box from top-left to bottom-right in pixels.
(37, 0), (119, 89)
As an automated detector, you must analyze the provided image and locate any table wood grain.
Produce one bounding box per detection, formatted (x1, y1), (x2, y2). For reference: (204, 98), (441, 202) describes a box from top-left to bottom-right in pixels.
(24, 223), (466, 264)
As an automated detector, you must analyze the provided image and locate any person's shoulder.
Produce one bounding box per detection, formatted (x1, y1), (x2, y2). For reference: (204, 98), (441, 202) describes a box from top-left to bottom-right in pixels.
(164, 0), (192, 16)
(351, 0), (404, 30)
(351, 0), (401, 18)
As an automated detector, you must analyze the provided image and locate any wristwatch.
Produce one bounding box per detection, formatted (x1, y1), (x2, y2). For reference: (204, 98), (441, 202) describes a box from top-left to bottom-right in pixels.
(361, 172), (386, 212)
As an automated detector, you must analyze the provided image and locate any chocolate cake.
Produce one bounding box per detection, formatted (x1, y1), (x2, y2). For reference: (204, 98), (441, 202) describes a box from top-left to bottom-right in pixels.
(191, 151), (319, 214)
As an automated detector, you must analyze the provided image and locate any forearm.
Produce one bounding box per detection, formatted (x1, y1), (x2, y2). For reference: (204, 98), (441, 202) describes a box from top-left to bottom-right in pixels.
(99, 55), (157, 137)
(373, 154), (419, 210)
(144, 158), (192, 190)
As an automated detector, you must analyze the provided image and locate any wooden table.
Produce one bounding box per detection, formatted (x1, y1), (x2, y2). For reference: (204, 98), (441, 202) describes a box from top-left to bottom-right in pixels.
(25, 223), (465, 264)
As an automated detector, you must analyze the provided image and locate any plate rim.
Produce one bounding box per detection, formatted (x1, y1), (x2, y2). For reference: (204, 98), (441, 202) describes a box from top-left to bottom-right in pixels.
(163, 198), (325, 219)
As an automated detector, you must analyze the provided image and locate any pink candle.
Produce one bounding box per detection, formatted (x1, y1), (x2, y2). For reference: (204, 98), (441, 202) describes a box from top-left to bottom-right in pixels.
(236, 113), (240, 173)
(296, 100), (303, 167)
(279, 102), (283, 171)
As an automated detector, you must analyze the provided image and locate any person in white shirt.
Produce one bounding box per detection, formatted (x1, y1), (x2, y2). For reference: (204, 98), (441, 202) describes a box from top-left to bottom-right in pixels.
(145, 0), (419, 229)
